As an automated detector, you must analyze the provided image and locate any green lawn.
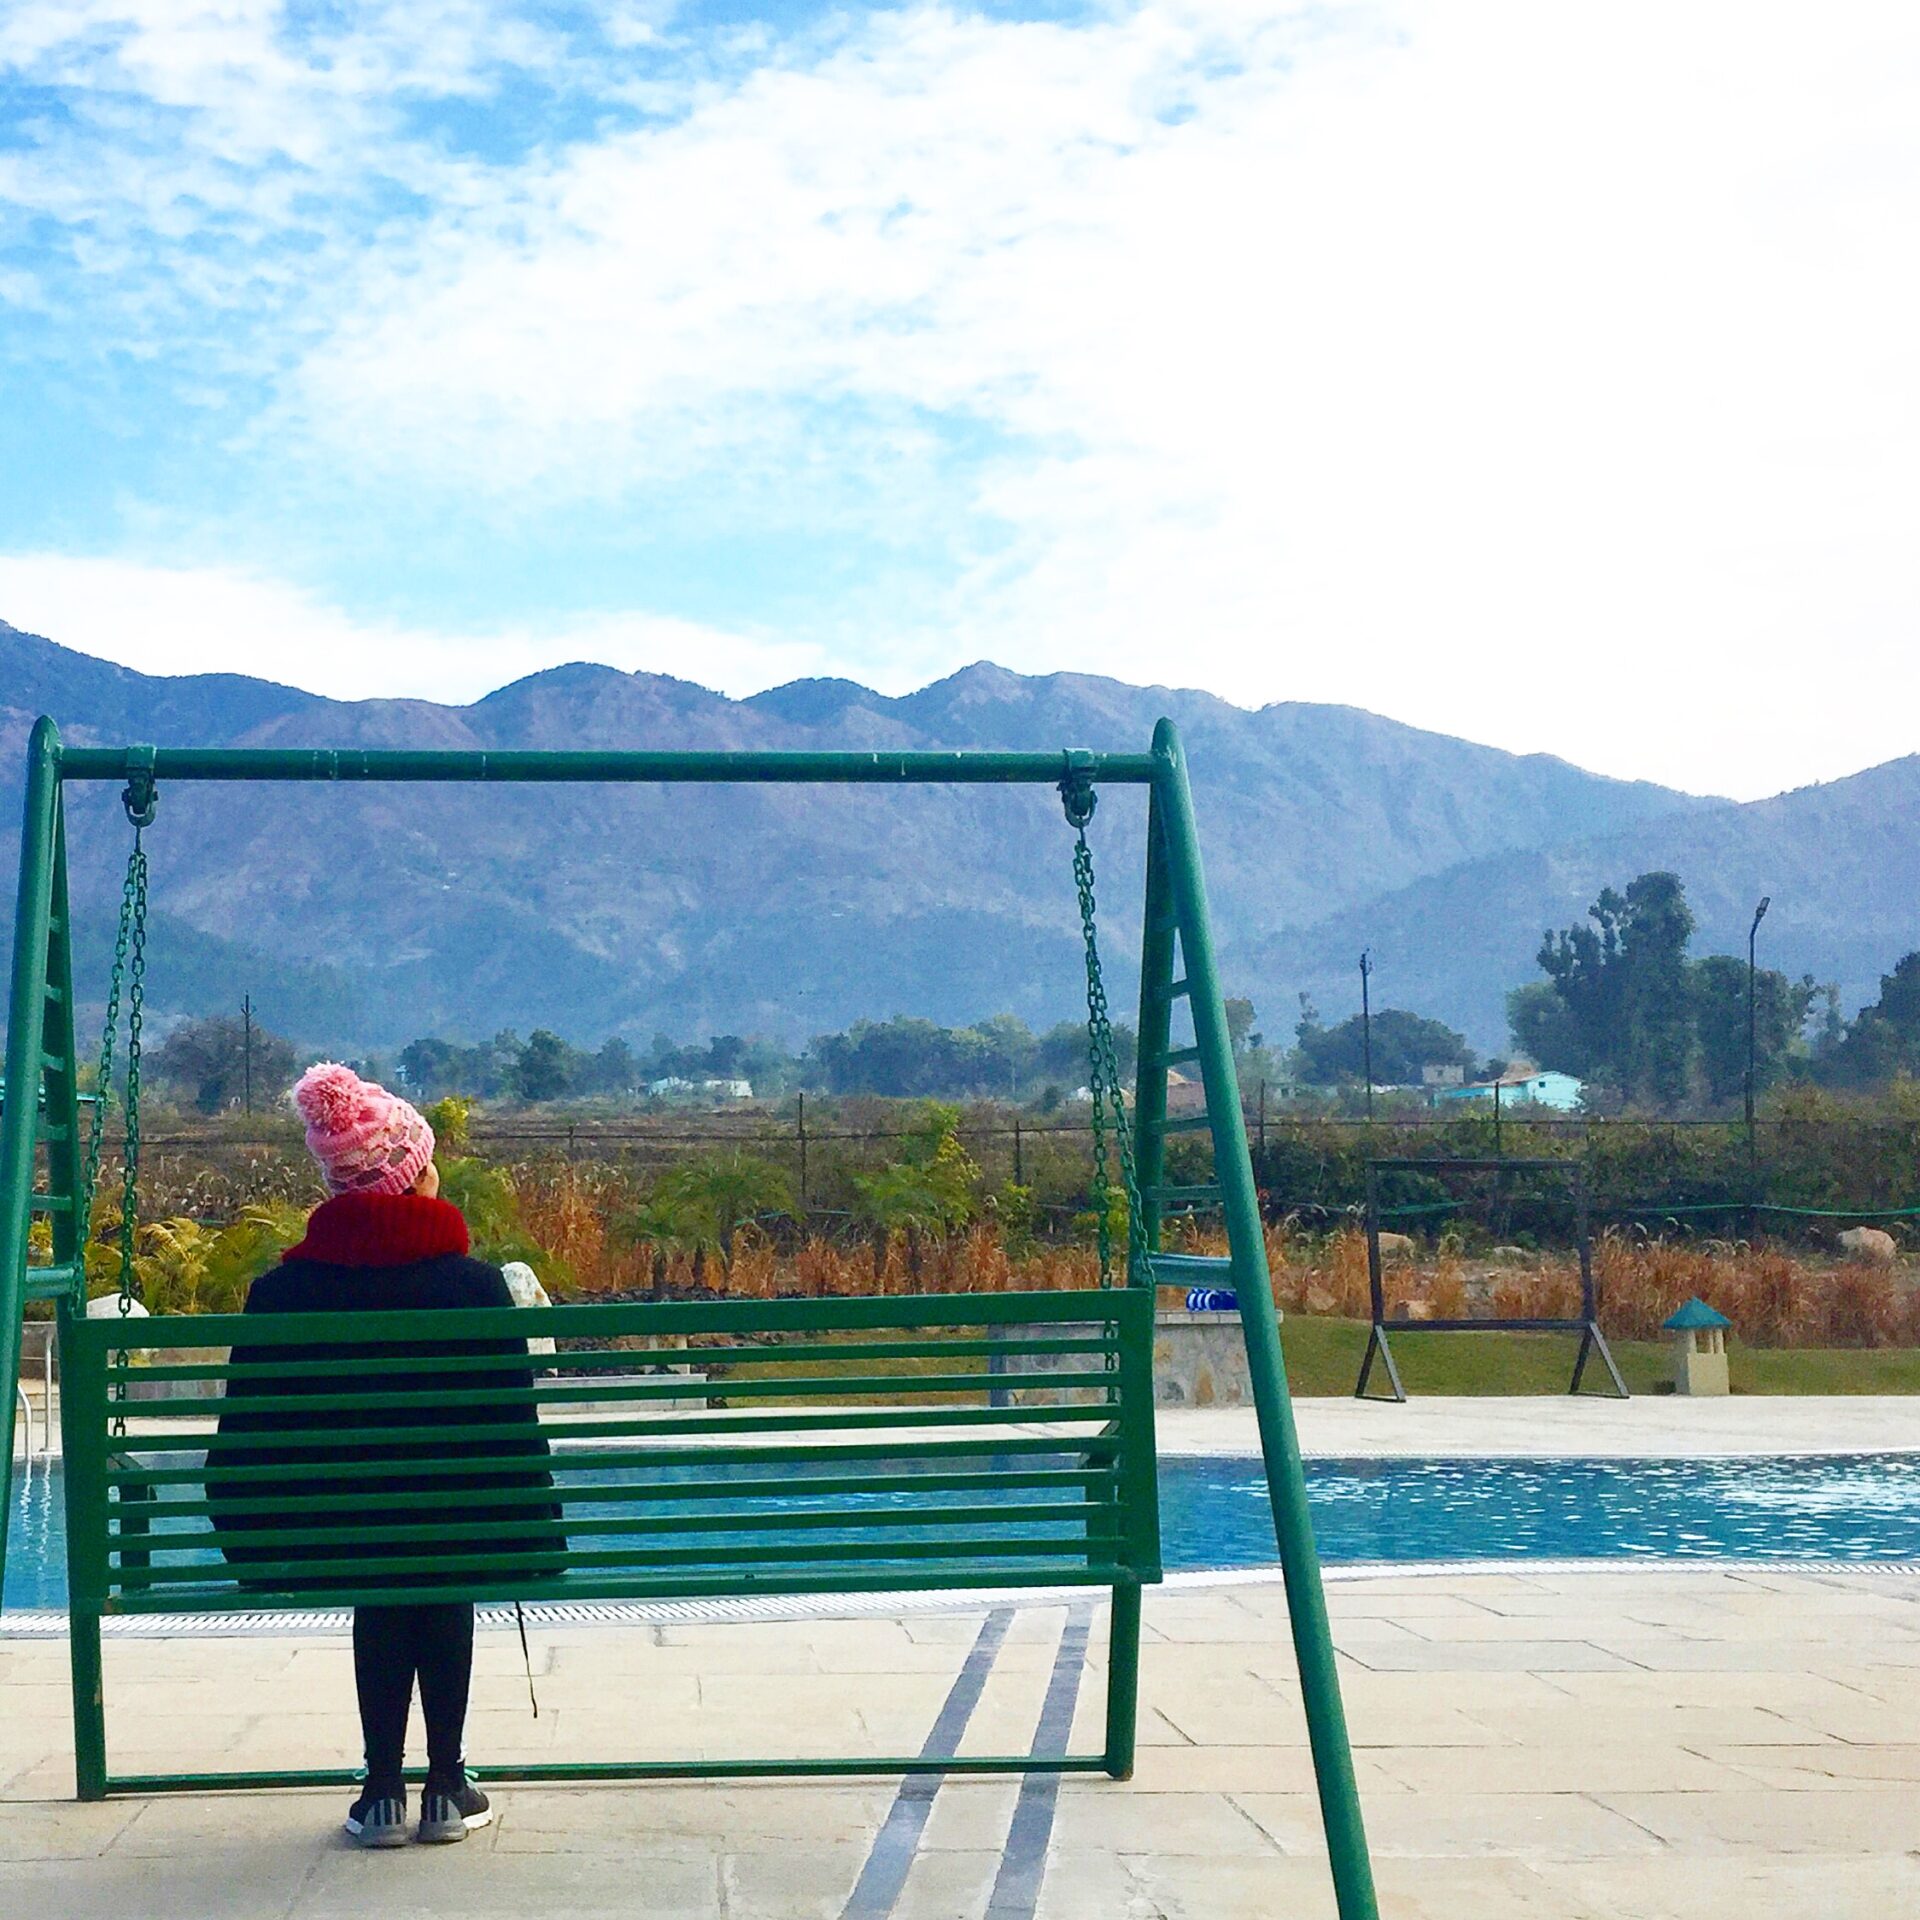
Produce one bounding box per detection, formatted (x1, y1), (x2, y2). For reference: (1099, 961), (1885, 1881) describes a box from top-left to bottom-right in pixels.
(691, 1313), (1920, 1403)
(1275, 1314), (1920, 1397)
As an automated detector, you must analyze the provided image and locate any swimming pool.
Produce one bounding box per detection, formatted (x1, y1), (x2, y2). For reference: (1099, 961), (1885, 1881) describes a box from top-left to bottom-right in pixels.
(7, 1451), (1919, 1610)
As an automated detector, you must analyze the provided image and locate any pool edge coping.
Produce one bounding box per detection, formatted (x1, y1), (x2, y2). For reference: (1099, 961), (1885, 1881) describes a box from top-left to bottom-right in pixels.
(4, 1555), (1918, 1640)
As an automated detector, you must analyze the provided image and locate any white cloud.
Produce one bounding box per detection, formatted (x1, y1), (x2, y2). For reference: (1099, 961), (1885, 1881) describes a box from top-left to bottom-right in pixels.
(6, 4), (1920, 797)
(273, 0), (1920, 796)
(0, 554), (825, 702)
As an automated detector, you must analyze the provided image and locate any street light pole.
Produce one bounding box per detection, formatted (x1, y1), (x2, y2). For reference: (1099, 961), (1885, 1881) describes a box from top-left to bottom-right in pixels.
(1359, 950), (1374, 1124)
(1746, 898), (1770, 1181)
(241, 993), (254, 1116)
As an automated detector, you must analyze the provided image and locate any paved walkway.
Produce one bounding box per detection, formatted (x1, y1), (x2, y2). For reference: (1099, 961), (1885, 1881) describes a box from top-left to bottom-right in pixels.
(1180, 1393), (1920, 1457)
(5, 1564), (1920, 1918)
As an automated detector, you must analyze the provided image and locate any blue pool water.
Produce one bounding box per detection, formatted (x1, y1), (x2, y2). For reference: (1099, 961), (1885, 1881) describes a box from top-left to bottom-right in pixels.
(7, 1452), (1920, 1611)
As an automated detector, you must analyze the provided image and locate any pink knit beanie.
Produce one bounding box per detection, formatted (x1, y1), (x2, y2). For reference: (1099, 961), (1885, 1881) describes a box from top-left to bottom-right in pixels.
(291, 1062), (436, 1198)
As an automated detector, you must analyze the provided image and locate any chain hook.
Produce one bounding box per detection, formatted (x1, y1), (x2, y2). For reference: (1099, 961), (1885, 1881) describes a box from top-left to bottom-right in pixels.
(1057, 749), (1098, 832)
(121, 747), (158, 830)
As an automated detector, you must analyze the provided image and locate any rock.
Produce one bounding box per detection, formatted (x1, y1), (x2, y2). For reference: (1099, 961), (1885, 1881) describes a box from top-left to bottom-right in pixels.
(1375, 1232), (1416, 1260)
(1488, 1245), (1531, 1263)
(501, 1259), (557, 1354)
(1839, 1227), (1898, 1264)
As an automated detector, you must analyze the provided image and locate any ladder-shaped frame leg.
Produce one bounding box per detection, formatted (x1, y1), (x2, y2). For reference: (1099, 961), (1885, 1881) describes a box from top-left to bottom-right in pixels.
(0, 717), (66, 1575)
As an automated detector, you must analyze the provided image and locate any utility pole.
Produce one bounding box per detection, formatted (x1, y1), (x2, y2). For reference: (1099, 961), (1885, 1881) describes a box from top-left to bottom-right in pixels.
(1746, 897), (1771, 1184)
(796, 1092), (809, 1215)
(1359, 950), (1374, 1123)
(241, 994), (254, 1116)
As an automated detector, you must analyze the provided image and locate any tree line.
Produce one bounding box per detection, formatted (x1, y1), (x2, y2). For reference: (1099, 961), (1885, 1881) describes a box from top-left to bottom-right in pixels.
(1510, 871), (1918, 1109)
(140, 868), (1920, 1115)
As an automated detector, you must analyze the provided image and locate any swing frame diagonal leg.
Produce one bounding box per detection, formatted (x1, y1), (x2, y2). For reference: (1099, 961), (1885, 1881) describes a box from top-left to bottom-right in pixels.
(1354, 1162), (1405, 1401)
(0, 715), (1379, 1920)
(1141, 721), (1379, 1919)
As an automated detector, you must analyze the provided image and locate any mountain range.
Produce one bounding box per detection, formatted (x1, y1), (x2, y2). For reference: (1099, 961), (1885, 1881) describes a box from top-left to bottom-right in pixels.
(1, 619), (1912, 1055)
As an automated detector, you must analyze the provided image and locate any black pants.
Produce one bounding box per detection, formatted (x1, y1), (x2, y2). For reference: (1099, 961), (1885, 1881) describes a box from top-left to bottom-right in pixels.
(352, 1602), (474, 1786)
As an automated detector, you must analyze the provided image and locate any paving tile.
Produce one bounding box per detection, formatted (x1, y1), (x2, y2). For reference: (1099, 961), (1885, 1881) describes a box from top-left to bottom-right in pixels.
(1371, 1743), (1753, 1794)
(1235, 1788), (1667, 1860)
(1594, 1785), (1920, 1852)
(720, 1845), (864, 1918)
(1452, 1702), (1830, 1750)
(1529, 1850), (1920, 1919)
(0, 1800), (142, 1861)
(0, 1850), (319, 1919)
(1343, 1638), (1641, 1674)
(1038, 1847), (1589, 1920)
(1700, 1741), (1920, 1789)
(1127, 1743), (1411, 1795)
(293, 1842), (723, 1918)
(893, 1846), (1004, 1920)
(1049, 1786), (1281, 1856)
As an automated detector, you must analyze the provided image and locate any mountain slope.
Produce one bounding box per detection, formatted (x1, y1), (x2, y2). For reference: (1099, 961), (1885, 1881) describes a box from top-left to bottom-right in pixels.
(1, 621), (1717, 1050)
(1268, 757), (1920, 1046)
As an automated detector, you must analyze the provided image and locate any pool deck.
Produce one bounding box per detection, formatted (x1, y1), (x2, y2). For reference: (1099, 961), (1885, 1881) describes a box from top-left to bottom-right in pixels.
(1184, 1392), (1920, 1458)
(5, 1564), (1920, 1918)
(6, 1398), (1920, 1917)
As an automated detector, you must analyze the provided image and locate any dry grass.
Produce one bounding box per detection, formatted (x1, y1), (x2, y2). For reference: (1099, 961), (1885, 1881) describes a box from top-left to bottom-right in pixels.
(1095, 1215), (1919, 1352)
(141, 1147), (1917, 1353)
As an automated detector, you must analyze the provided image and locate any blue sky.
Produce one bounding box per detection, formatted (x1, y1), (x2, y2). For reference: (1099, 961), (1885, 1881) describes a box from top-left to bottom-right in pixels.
(3, 2), (1918, 799)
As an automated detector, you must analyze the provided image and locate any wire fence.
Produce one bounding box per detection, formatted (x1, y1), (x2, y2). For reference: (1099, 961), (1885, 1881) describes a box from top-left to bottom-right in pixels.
(81, 1101), (1920, 1246)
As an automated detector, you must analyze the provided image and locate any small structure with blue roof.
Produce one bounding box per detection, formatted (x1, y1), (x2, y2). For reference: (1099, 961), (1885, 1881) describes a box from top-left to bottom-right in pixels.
(1664, 1297), (1732, 1396)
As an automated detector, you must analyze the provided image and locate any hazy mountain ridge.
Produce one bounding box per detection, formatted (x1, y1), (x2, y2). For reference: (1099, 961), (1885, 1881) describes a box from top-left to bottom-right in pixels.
(1, 618), (1858, 1055)
(1266, 757), (1920, 1043)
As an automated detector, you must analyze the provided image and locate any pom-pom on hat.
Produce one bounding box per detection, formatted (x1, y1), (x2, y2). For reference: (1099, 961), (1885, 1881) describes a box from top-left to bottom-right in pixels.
(291, 1062), (436, 1198)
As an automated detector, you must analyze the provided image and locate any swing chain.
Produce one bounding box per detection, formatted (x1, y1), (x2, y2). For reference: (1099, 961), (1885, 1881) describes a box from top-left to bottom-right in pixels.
(1060, 767), (1150, 1295)
(80, 776), (155, 1435)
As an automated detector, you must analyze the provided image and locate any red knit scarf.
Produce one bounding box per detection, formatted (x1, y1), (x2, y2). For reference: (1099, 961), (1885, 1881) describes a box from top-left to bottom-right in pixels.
(283, 1192), (471, 1268)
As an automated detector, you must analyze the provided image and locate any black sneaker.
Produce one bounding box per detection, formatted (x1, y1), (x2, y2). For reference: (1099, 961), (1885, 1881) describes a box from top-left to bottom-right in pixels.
(417, 1770), (492, 1844)
(344, 1785), (409, 1848)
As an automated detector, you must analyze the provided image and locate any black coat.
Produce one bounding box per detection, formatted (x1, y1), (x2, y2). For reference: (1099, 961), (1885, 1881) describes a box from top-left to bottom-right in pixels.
(209, 1251), (564, 1592)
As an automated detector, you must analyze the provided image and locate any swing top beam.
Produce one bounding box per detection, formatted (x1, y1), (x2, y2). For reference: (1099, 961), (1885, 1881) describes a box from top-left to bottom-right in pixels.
(54, 744), (1161, 785)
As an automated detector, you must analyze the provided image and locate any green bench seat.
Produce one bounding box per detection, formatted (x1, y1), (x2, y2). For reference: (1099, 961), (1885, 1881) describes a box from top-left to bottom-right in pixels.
(59, 1289), (1161, 1797)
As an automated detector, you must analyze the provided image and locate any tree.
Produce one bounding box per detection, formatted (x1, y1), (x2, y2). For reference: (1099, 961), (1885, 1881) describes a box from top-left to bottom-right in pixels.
(150, 1014), (296, 1114)
(578, 1037), (638, 1097)
(618, 1151), (794, 1282)
(1506, 981), (1584, 1074)
(512, 1029), (575, 1103)
(1293, 1008), (1474, 1087)
(1691, 955), (1813, 1106)
(397, 1036), (465, 1098)
(1616, 872), (1694, 1107)
(1534, 872), (1695, 1106)
(1223, 997), (1256, 1054)
(1824, 953), (1920, 1087)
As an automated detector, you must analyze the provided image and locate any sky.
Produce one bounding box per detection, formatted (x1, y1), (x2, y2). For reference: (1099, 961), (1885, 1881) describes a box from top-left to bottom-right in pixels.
(2, 1), (1917, 801)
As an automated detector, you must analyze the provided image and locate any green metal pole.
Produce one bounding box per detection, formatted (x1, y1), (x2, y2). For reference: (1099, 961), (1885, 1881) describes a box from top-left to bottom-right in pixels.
(1103, 1582), (1142, 1779)
(0, 717), (61, 1581)
(60, 1300), (109, 1799)
(58, 745), (1161, 786)
(1151, 718), (1379, 1919)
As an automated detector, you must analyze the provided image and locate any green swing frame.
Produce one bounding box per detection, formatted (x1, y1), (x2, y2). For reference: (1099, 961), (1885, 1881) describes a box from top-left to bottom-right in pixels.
(0, 716), (1379, 1919)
